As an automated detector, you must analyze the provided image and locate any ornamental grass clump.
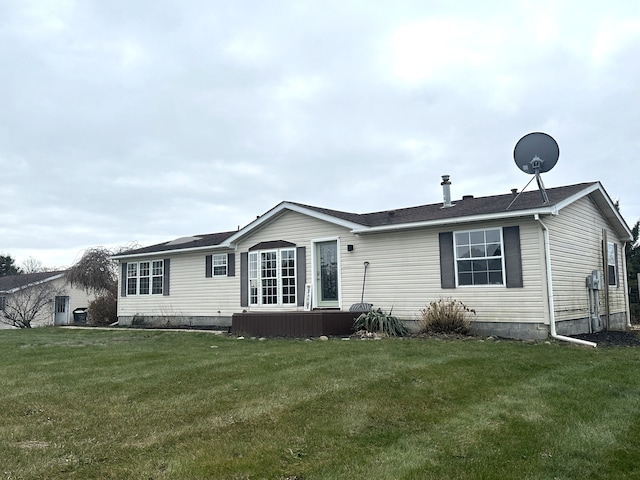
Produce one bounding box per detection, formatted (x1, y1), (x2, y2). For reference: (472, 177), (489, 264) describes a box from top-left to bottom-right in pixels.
(353, 308), (409, 337)
(419, 297), (476, 334)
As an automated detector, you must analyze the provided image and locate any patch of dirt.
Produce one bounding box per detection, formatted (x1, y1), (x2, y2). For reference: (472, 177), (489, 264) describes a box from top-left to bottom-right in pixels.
(571, 330), (640, 347)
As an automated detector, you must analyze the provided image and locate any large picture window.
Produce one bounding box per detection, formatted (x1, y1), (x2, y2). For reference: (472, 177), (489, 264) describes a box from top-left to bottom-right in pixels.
(248, 248), (296, 306)
(454, 228), (504, 286)
(127, 260), (164, 295)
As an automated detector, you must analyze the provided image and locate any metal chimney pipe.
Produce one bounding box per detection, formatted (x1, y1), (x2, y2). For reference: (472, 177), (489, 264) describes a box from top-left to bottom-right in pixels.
(441, 175), (453, 208)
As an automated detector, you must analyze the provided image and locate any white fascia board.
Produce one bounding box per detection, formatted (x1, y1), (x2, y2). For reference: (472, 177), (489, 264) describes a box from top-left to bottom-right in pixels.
(5, 273), (65, 293)
(350, 206), (558, 234)
(579, 183), (632, 240)
(111, 244), (233, 261)
(223, 202), (365, 245)
(554, 182), (632, 240)
(552, 182), (601, 212)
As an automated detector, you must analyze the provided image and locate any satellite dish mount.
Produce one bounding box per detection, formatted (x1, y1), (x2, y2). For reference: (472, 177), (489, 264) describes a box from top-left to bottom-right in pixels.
(508, 132), (559, 209)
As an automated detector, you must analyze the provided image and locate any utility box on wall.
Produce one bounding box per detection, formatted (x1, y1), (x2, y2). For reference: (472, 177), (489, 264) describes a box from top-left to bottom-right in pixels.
(589, 270), (603, 290)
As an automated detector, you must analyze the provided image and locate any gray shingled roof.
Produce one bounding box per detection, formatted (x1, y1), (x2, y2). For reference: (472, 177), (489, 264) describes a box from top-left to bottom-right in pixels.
(118, 231), (238, 256)
(117, 182), (600, 257)
(290, 182), (597, 227)
(0, 271), (66, 293)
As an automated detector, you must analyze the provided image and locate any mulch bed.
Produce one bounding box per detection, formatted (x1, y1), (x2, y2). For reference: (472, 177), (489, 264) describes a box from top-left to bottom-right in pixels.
(570, 329), (640, 347)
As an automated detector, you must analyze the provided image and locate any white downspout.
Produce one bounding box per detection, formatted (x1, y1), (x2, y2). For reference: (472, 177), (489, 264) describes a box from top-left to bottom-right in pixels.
(535, 214), (597, 348)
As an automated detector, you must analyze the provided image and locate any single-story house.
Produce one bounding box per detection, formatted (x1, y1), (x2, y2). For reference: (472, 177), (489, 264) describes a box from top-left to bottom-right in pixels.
(0, 271), (96, 328)
(113, 179), (633, 340)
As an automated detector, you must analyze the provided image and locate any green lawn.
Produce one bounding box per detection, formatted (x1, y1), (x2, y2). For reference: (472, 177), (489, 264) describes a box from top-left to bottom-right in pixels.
(2, 328), (640, 479)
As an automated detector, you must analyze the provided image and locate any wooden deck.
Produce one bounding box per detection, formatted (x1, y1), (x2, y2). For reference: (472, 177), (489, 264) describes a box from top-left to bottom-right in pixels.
(231, 311), (358, 337)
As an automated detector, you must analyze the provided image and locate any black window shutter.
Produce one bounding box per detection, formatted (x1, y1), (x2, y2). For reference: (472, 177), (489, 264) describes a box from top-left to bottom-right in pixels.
(439, 232), (456, 289)
(205, 255), (212, 278)
(228, 253), (235, 277)
(163, 259), (170, 296)
(503, 226), (523, 288)
(240, 252), (248, 307)
(121, 262), (127, 297)
(296, 246), (306, 306)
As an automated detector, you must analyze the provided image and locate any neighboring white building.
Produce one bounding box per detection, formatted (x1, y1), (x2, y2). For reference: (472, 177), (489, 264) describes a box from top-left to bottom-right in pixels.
(112, 180), (633, 340)
(0, 271), (96, 328)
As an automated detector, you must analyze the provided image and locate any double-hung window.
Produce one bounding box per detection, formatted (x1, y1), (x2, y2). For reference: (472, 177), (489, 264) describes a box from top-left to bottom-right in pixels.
(607, 242), (618, 286)
(212, 254), (228, 276)
(127, 260), (164, 295)
(454, 228), (504, 286)
(248, 248), (296, 306)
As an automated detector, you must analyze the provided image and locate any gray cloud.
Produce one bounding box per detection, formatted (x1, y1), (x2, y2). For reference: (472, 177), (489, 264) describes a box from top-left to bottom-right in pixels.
(2, 0), (639, 267)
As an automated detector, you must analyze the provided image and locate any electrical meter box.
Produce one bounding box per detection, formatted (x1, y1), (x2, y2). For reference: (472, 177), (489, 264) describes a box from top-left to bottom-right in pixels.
(590, 270), (603, 290)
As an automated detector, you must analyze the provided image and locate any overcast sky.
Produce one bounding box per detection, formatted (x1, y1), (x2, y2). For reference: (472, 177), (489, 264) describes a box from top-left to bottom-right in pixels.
(2, 0), (639, 269)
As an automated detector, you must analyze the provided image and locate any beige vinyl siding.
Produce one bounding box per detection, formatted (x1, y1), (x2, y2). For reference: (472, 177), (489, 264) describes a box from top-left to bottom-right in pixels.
(547, 196), (628, 322)
(351, 218), (547, 325)
(237, 211), (548, 324)
(235, 210), (352, 311)
(117, 196), (628, 329)
(30, 279), (97, 327)
(118, 251), (238, 319)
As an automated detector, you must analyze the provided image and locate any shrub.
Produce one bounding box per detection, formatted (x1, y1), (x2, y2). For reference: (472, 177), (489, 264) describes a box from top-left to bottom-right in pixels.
(87, 291), (117, 326)
(353, 308), (409, 337)
(419, 297), (476, 334)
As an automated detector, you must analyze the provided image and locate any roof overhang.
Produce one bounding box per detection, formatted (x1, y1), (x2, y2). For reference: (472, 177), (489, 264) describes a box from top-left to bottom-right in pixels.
(351, 206), (559, 234)
(111, 243), (232, 261)
(223, 201), (366, 245)
(1, 273), (65, 294)
(554, 182), (632, 241)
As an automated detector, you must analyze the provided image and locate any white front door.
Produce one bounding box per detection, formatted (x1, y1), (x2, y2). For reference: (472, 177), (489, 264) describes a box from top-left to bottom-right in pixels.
(314, 240), (339, 308)
(54, 296), (70, 325)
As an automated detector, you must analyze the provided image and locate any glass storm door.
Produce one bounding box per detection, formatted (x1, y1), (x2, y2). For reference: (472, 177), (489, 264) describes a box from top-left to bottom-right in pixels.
(315, 241), (339, 308)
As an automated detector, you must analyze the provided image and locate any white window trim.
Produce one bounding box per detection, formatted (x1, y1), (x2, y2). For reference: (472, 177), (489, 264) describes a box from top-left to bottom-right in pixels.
(453, 227), (506, 287)
(310, 237), (341, 309)
(607, 241), (618, 287)
(212, 253), (228, 277)
(127, 260), (164, 295)
(248, 248), (296, 306)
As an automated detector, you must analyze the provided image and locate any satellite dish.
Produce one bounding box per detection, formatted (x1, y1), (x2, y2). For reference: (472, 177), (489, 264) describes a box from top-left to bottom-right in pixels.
(508, 132), (560, 207)
(513, 132), (559, 174)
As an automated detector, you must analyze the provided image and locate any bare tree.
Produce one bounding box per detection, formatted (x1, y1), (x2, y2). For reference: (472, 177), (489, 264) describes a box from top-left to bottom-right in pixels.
(65, 247), (118, 296)
(0, 278), (65, 328)
(65, 244), (137, 326)
(20, 257), (52, 274)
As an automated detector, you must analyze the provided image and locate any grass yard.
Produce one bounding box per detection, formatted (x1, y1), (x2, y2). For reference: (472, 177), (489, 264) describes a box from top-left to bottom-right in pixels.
(2, 329), (640, 479)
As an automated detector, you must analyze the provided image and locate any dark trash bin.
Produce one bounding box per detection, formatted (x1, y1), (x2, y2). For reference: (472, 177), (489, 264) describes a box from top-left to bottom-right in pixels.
(73, 308), (88, 325)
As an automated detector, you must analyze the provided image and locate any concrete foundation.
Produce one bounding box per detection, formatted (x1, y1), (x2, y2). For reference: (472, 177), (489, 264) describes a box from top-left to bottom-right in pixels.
(118, 315), (232, 328)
